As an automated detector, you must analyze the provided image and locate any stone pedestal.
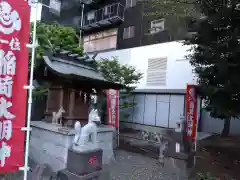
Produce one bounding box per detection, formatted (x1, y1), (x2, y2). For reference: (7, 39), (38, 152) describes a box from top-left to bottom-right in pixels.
(30, 121), (115, 172)
(56, 148), (103, 180)
(57, 169), (102, 180)
(67, 148), (102, 176)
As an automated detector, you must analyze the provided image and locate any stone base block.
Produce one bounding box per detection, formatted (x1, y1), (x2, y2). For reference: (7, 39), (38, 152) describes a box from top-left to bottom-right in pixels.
(67, 148), (102, 176)
(57, 169), (102, 180)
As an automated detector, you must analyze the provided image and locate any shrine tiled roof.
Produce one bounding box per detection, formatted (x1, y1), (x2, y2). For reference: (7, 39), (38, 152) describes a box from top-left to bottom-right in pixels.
(41, 49), (123, 89)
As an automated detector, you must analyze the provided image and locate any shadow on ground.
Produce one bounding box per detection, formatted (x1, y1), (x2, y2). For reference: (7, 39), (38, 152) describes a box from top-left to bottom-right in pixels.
(196, 135), (240, 180)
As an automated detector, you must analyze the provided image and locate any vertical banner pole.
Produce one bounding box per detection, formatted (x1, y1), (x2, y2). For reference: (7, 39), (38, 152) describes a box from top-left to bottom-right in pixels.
(194, 96), (201, 167)
(23, 2), (38, 180)
(117, 90), (120, 147)
(106, 89), (120, 147)
(185, 84), (198, 169)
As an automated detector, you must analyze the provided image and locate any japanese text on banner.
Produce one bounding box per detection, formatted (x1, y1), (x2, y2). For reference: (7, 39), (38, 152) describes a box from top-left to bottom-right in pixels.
(106, 89), (119, 128)
(185, 85), (197, 140)
(0, 0), (30, 170)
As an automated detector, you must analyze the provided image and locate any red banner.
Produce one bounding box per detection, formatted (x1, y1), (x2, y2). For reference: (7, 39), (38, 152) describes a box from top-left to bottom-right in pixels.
(106, 89), (119, 128)
(0, 0), (30, 172)
(185, 84), (198, 140)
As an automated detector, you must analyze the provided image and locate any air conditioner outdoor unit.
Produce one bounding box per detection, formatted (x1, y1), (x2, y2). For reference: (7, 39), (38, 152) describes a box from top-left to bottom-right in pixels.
(149, 27), (163, 34)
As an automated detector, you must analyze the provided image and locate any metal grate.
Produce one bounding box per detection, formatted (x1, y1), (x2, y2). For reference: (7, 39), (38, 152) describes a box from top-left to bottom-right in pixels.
(146, 57), (167, 86)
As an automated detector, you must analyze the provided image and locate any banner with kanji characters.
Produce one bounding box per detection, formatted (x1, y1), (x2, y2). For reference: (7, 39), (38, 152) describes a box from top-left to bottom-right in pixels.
(185, 84), (198, 140)
(0, 0), (30, 172)
(106, 89), (119, 128)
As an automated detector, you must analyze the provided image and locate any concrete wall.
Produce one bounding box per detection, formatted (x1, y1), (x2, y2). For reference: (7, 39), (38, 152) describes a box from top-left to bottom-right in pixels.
(95, 41), (196, 90)
(200, 110), (240, 135)
(29, 124), (73, 172)
(30, 121), (116, 172)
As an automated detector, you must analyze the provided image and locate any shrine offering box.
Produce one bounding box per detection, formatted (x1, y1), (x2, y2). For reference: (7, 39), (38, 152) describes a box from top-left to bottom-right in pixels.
(67, 148), (103, 176)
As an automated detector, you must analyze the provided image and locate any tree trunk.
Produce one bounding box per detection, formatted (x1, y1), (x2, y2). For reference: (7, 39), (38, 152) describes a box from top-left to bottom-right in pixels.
(221, 118), (231, 137)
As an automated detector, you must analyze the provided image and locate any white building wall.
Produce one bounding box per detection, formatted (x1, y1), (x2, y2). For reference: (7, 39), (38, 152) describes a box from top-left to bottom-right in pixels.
(95, 41), (195, 129)
(95, 42), (240, 135)
(95, 41), (197, 90)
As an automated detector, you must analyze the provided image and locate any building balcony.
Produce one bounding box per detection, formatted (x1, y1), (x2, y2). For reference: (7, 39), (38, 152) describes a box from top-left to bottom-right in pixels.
(81, 3), (125, 31)
(81, 0), (104, 4)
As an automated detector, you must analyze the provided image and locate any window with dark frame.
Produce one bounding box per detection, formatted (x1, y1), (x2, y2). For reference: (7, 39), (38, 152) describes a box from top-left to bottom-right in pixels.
(126, 0), (137, 8)
(87, 11), (95, 20)
(123, 26), (135, 39)
(104, 5), (113, 15)
(49, 0), (61, 16)
(150, 19), (165, 34)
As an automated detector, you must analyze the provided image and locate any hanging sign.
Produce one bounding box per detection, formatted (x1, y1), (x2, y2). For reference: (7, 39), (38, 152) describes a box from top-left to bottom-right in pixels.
(0, 0), (30, 172)
(106, 89), (119, 128)
(185, 84), (198, 140)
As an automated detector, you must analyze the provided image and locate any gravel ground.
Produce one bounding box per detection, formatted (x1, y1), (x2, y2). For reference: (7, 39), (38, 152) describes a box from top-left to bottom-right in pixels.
(100, 150), (188, 180)
(2, 150), (187, 180)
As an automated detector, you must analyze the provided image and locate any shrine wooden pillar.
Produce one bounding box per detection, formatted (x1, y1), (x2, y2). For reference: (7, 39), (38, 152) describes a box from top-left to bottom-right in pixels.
(45, 86), (64, 113)
(59, 86), (64, 108)
(68, 89), (76, 117)
(45, 89), (51, 113)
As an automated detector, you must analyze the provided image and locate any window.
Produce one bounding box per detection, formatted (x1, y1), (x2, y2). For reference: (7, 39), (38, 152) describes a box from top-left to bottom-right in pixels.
(49, 0), (61, 16)
(104, 5), (113, 15)
(83, 29), (118, 53)
(126, 0), (137, 8)
(87, 11), (95, 20)
(150, 19), (165, 34)
(123, 26), (135, 39)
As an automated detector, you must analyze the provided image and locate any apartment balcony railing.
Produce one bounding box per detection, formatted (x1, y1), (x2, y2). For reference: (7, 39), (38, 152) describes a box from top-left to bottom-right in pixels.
(81, 0), (103, 4)
(82, 2), (125, 31)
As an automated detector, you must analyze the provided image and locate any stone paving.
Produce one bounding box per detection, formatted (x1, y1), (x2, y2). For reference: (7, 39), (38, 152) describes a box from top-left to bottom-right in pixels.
(100, 150), (188, 180)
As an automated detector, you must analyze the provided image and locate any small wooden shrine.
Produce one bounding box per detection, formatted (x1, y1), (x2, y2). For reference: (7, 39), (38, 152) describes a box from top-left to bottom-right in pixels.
(35, 49), (122, 126)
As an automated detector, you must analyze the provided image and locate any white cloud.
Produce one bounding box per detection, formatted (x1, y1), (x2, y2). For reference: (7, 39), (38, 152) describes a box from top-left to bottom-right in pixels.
(30, 3), (42, 22)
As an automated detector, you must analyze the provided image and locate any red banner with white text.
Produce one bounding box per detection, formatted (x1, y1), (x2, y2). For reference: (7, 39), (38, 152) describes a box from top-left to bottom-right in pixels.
(106, 89), (119, 128)
(0, 0), (30, 172)
(185, 84), (198, 140)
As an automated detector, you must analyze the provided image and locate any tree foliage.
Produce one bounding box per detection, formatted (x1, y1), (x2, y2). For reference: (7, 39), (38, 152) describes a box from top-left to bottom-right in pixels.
(30, 22), (83, 99)
(185, 1), (240, 136)
(97, 57), (143, 123)
(30, 21), (83, 71)
(142, 0), (198, 17)
(196, 173), (216, 180)
(141, 0), (200, 40)
(97, 57), (143, 90)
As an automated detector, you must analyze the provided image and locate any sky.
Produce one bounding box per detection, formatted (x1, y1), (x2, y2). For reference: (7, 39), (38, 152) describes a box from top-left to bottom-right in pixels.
(30, 4), (42, 22)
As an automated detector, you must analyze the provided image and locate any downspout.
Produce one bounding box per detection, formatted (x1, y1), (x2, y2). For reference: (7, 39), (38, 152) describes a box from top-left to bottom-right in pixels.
(139, 2), (144, 46)
(79, 2), (85, 47)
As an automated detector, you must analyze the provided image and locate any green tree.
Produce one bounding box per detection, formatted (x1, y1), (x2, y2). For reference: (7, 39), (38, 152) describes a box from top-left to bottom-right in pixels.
(97, 57), (143, 123)
(97, 57), (143, 90)
(196, 173), (216, 180)
(142, 0), (198, 17)
(30, 21), (83, 71)
(185, 1), (240, 136)
(141, 0), (199, 40)
(30, 22), (83, 99)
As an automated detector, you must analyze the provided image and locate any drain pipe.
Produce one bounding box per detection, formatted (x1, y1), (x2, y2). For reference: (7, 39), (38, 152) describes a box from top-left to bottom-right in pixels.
(79, 1), (85, 47)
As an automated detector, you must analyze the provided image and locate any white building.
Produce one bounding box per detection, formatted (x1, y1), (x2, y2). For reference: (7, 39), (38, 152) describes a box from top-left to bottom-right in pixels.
(96, 41), (196, 90)
(95, 41), (197, 130)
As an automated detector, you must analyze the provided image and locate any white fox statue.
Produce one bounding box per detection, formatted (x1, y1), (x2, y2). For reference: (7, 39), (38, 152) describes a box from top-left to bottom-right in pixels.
(52, 106), (66, 125)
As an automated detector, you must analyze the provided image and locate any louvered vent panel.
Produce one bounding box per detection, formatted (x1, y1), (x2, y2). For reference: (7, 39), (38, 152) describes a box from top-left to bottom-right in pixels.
(147, 57), (167, 86)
